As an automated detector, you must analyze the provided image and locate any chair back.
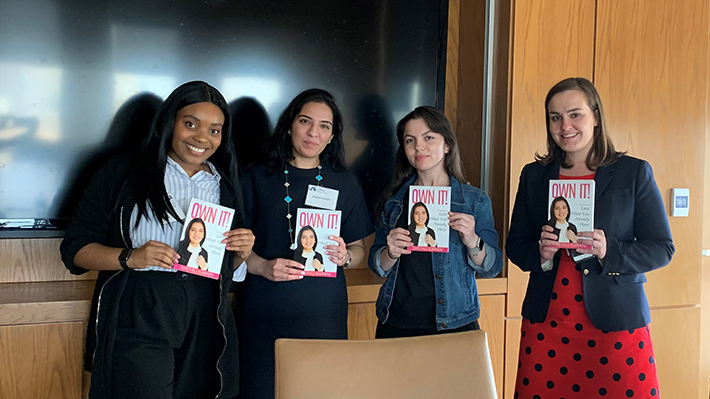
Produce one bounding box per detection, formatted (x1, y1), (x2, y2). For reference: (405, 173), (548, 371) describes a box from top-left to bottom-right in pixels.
(275, 329), (497, 399)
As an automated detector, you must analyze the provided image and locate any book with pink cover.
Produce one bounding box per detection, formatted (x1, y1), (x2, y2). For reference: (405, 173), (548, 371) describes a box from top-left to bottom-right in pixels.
(406, 185), (451, 253)
(293, 208), (342, 278)
(547, 180), (595, 251)
(173, 198), (235, 279)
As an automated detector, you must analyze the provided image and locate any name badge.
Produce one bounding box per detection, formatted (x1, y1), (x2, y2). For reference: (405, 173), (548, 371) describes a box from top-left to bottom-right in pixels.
(167, 194), (186, 224)
(304, 185), (339, 210)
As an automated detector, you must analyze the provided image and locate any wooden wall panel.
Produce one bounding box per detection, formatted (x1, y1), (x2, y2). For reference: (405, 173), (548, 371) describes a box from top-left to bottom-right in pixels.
(650, 307), (701, 399)
(0, 238), (96, 283)
(0, 322), (84, 399)
(595, 0), (708, 308)
(479, 295), (506, 399)
(507, 0), (596, 318)
(444, 0), (460, 129)
(347, 302), (377, 340)
(701, 49), (710, 399)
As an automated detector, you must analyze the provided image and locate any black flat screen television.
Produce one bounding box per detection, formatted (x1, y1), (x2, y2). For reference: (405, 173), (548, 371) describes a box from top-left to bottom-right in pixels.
(0, 0), (448, 237)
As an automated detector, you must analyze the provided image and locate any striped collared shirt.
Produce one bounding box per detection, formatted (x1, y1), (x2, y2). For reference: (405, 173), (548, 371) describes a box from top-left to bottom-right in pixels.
(130, 157), (221, 272)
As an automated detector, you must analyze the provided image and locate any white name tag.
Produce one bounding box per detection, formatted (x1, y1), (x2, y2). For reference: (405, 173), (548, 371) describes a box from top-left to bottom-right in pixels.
(304, 185), (339, 210)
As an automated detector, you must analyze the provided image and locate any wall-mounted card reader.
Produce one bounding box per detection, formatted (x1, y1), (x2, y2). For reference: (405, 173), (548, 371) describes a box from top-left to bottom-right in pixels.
(671, 188), (689, 217)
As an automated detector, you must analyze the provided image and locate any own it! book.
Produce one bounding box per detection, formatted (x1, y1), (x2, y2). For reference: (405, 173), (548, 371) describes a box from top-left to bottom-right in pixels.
(293, 208), (342, 278)
(406, 185), (451, 253)
(547, 180), (595, 251)
(173, 198), (235, 279)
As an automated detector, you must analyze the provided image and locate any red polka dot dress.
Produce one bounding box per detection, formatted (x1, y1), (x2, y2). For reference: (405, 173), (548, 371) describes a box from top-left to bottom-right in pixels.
(514, 174), (660, 399)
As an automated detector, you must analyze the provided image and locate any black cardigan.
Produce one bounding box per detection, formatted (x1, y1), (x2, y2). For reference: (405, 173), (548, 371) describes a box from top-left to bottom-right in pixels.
(60, 155), (241, 399)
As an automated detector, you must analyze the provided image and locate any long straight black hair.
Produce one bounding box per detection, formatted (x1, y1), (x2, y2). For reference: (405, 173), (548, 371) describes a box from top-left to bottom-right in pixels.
(263, 88), (345, 174)
(116, 81), (244, 227)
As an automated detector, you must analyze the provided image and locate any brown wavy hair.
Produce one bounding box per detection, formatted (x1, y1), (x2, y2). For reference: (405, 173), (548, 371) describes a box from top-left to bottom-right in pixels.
(376, 106), (466, 219)
(535, 77), (623, 169)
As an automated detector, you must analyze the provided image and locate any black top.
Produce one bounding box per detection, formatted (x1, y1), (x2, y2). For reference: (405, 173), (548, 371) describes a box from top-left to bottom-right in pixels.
(236, 162), (373, 399)
(386, 192), (436, 329)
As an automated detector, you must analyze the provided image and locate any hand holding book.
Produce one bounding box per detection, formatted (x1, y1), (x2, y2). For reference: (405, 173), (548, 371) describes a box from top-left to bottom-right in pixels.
(323, 235), (349, 266)
(448, 211), (477, 248)
(385, 228), (413, 259)
(128, 240), (179, 270)
(222, 228), (256, 260)
(575, 229), (607, 259)
(539, 224), (561, 262)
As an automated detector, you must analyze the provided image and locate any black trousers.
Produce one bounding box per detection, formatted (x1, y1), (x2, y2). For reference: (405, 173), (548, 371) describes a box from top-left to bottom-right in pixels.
(110, 271), (223, 399)
(375, 319), (480, 339)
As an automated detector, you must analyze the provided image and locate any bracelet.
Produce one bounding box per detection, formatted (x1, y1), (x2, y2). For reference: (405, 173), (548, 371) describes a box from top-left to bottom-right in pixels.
(385, 247), (397, 260)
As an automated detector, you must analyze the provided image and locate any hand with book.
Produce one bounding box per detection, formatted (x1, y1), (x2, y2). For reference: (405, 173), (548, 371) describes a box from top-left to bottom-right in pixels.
(127, 240), (179, 269)
(539, 225), (561, 262)
(323, 235), (350, 266)
(222, 228), (256, 261)
(576, 229), (607, 259)
(448, 211), (478, 249)
(385, 227), (413, 259)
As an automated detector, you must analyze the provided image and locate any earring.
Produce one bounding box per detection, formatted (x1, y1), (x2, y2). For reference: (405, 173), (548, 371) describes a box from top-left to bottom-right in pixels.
(287, 129), (292, 135)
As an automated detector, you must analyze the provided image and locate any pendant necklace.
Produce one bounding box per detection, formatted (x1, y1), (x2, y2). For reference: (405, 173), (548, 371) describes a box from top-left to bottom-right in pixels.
(284, 163), (323, 250)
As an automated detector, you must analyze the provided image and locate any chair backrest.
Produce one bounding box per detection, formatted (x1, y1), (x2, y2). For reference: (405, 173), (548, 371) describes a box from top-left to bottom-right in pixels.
(274, 330), (497, 399)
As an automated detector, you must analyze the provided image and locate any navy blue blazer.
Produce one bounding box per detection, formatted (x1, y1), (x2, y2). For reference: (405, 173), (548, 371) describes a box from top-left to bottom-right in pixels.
(506, 155), (674, 331)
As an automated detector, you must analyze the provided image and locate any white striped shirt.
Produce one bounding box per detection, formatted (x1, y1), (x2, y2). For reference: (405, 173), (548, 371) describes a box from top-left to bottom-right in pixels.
(130, 157), (221, 272)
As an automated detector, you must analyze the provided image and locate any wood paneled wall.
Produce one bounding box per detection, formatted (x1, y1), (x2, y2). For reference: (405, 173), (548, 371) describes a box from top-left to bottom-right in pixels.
(701, 28), (710, 399)
(595, 0), (707, 308)
(0, 323), (84, 399)
(0, 238), (94, 283)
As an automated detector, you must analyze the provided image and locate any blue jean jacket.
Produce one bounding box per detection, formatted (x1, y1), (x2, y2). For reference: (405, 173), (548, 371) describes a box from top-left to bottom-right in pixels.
(368, 175), (503, 330)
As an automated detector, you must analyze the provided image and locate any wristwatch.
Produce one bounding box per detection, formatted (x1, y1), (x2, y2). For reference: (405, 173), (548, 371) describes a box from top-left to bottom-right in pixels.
(342, 252), (352, 268)
(467, 237), (485, 255)
(118, 248), (133, 270)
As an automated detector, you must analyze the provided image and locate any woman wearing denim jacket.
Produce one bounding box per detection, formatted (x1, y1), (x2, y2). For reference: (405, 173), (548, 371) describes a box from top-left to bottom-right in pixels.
(368, 106), (503, 338)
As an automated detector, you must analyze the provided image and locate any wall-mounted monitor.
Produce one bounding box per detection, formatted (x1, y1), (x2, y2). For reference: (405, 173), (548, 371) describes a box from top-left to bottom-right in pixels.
(0, 0), (448, 237)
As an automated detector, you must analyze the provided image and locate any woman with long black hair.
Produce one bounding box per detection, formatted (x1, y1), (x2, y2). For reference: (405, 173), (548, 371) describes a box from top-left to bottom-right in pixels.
(235, 88), (373, 398)
(60, 81), (254, 399)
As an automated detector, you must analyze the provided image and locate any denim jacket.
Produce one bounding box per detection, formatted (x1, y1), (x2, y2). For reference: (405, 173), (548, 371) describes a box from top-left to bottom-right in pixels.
(368, 174), (503, 330)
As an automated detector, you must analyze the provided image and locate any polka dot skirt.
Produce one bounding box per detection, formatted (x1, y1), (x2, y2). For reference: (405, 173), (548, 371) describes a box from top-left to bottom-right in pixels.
(514, 252), (660, 398)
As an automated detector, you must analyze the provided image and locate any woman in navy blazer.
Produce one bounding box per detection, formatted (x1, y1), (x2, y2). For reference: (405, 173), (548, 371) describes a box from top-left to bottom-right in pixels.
(506, 77), (673, 398)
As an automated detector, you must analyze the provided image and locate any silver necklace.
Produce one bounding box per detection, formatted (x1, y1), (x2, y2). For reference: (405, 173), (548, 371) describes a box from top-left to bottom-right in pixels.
(284, 164), (323, 250)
